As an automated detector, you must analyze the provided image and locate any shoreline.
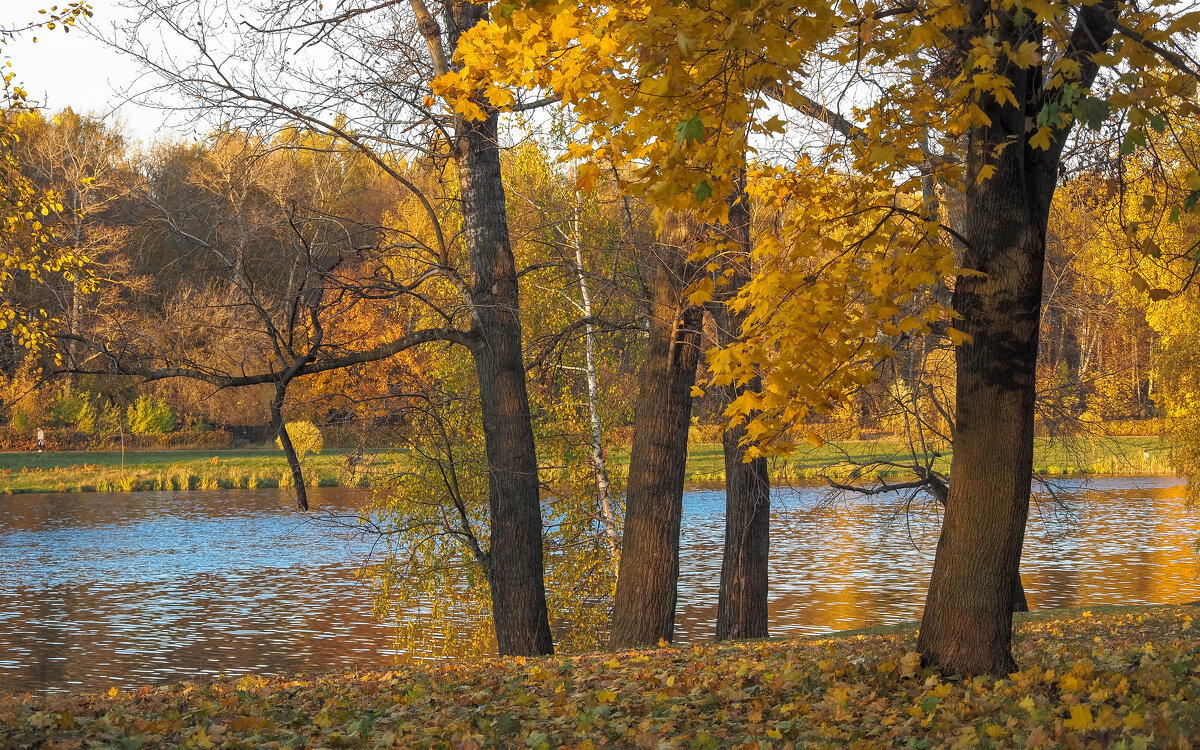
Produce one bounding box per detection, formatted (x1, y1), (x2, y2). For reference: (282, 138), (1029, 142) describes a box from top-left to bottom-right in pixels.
(0, 436), (1173, 495)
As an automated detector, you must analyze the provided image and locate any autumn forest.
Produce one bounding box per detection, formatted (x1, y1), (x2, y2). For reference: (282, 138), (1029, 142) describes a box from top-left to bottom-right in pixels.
(3, 0), (1200, 746)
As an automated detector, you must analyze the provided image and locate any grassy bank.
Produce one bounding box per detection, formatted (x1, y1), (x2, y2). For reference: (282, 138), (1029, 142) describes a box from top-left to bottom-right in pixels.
(0, 435), (1172, 494)
(0, 449), (400, 494)
(3, 605), (1197, 748)
(677, 434), (1171, 486)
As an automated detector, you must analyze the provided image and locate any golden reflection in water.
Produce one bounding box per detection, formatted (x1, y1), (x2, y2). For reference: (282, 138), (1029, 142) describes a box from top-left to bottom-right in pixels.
(1, 477), (1197, 693)
(674, 477), (1199, 640)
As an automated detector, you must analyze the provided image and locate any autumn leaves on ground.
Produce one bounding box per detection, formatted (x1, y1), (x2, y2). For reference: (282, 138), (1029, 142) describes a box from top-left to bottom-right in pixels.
(2, 606), (1195, 749)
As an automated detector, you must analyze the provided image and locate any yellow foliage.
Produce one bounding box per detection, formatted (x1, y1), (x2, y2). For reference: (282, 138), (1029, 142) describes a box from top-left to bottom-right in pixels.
(4, 605), (1196, 748)
(433, 0), (1200, 458)
(0, 8), (95, 351)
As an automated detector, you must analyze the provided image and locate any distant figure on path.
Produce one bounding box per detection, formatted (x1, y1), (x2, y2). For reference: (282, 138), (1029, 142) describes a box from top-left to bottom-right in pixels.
(36, 427), (45, 452)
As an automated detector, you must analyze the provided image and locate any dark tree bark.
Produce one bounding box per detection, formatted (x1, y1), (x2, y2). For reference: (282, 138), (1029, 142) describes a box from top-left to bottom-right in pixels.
(917, 3), (1117, 675)
(714, 364), (771, 640)
(1012, 572), (1030, 613)
(915, 146), (1046, 675)
(455, 110), (554, 658)
(710, 183), (771, 641)
(440, 3), (553, 657)
(610, 239), (704, 649)
(269, 382), (308, 512)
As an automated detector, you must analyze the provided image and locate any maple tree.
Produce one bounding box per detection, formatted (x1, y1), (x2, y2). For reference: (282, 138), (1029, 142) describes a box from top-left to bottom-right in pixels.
(611, 212), (707, 648)
(441, 0), (1200, 673)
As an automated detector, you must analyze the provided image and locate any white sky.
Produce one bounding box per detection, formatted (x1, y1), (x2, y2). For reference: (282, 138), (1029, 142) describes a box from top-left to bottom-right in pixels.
(3, 0), (180, 143)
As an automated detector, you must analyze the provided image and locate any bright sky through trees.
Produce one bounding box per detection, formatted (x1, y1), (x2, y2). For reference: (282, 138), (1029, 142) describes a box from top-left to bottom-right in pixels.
(4, 0), (179, 141)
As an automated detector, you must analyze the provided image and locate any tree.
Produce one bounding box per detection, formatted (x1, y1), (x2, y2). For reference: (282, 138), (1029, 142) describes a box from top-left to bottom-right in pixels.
(443, 0), (1200, 673)
(610, 213), (705, 648)
(111, 0), (555, 655)
(706, 178), (771, 641)
(63, 129), (427, 510)
(14, 109), (136, 378)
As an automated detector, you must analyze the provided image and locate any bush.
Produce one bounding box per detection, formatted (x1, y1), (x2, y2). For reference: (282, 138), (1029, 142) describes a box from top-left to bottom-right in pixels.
(75, 399), (99, 433)
(127, 396), (177, 435)
(276, 420), (323, 457)
(49, 390), (91, 428)
(687, 423), (726, 444)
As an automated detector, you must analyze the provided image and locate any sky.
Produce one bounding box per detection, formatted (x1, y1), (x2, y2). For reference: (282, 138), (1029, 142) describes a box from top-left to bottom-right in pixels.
(4, 0), (179, 142)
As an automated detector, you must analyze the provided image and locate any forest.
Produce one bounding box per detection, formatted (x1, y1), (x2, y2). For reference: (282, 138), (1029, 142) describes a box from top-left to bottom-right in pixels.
(3, 0), (1200, 746)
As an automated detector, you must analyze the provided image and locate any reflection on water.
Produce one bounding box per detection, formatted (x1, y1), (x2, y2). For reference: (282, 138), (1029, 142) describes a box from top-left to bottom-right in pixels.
(0, 477), (1196, 693)
(674, 477), (1200, 642)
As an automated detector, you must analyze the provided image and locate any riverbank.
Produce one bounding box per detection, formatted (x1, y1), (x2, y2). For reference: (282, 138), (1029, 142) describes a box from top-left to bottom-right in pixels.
(2, 604), (1195, 747)
(0, 435), (1171, 493)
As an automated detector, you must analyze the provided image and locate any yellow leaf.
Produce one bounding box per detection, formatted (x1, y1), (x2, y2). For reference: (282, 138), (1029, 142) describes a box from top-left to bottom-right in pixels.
(1064, 704), (1093, 731)
(312, 710), (334, 729)
(576, 162), (601, 192)
(687, 277), (715, 306)
(946, 327), (972, 346)
(596, 688), (616, 703)
(1028, 126), (1053, 151)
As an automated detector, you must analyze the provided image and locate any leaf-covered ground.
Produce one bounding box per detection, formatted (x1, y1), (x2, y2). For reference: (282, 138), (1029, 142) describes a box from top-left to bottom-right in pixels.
(4, 605), (1198, 749)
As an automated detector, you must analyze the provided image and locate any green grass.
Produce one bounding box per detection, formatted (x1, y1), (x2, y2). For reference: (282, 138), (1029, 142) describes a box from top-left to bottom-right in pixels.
(0, 448), (402, 494)
(679, 434), (1171, 485)
(0, 435), (1172, 493)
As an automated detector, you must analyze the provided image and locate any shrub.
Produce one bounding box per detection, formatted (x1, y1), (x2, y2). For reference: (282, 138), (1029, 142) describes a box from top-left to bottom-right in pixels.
(75, 399), (99, 433)
(276, 420), (323, 458)
(127, 396), (177, 435)
(49, 390), (91, 428)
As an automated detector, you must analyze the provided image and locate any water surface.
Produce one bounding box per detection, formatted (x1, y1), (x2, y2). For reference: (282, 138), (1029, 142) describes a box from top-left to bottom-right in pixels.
(0, 477), (1195, 693)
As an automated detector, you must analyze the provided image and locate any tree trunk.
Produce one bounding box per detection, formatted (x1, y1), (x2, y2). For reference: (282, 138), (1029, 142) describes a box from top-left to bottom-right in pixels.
(1012, 571), (1029, 613)
(610, 246), (703, 649)
(916, 105), (1056, 675)
(456, 107), (554, 657)
(917, 0), (1117, 676)
(270, 382), (308, 511)
(714, 357), (771, 640)
(709, 181), (771, 641)
(573, 190), (619, 572)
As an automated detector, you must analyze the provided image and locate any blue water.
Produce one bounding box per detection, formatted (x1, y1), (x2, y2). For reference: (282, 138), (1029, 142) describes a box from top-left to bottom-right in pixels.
(0, 477), (1196, 693)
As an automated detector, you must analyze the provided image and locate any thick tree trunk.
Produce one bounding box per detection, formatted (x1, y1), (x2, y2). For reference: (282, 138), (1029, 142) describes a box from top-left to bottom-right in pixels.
(610, 249), (703, 649)
(714, 362), (771, 640)
(456, 108), (553, 657)
(916, 119), (1055, 676)
(916, 0), (1117, 678)
(710, 183), (771, 641)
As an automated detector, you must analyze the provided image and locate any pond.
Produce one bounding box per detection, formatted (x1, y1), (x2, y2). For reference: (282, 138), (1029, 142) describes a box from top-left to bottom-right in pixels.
(0, 476), (1196, 693)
